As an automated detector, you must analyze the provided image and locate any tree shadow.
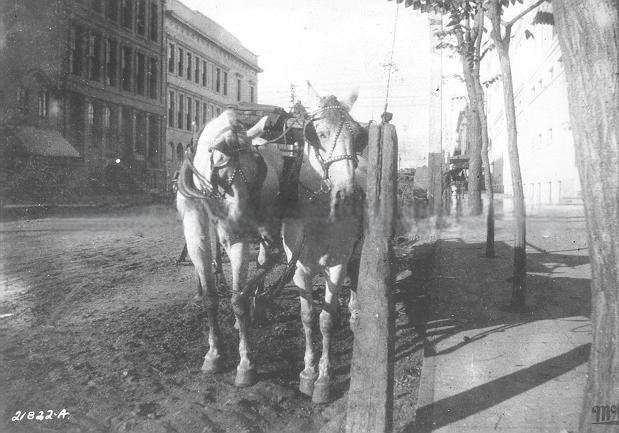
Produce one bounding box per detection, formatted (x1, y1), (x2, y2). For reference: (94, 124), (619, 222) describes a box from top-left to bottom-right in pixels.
(411, 343), (590, 433)
(393, 238), (591, 431)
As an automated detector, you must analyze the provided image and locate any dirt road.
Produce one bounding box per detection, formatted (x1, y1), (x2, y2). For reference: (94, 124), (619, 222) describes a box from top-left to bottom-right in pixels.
(0, 204), (429, 433)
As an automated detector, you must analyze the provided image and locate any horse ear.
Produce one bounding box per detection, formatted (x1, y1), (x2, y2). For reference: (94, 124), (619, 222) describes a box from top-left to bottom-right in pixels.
(247, 116), (268, 139)
(341, 87), (359, 111)
(305, 80), (322, 112)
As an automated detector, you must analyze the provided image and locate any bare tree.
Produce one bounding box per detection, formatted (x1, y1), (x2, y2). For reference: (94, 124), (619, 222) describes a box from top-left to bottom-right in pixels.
(486, 0), (546, 308)
(418, 0), (496, 255)
(551, 0), (618, 431)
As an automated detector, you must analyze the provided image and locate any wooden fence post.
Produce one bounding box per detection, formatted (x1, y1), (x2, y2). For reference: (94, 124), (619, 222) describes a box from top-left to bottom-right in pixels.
(346, 121), (397, 433)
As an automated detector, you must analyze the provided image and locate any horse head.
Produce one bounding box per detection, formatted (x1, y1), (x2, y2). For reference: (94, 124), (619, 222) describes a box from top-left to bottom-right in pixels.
(178, 110), (269, 240)
(305, 82), (365, 221)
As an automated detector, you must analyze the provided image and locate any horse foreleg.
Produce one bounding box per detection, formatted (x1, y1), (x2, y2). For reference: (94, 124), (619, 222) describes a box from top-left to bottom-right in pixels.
(182, 213), (223, 373)
(313, 264), (345, 403)
(227, 241), (257, 387)
(295, 269), (317, 397)
(346, 256), (360, 330)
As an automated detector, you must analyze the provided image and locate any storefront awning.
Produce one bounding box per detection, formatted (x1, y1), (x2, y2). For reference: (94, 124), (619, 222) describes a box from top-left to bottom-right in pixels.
(16, 127), (80, 158)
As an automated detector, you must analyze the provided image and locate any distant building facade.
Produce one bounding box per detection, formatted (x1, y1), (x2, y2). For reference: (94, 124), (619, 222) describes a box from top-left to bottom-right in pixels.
(0, 0), (167, 191)
(164, 0), (262, 183)
(485, 3), (580, 205)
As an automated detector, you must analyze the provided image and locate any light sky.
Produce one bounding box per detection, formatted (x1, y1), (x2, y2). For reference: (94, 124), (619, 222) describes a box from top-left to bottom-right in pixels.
(179, 0), (433, 167)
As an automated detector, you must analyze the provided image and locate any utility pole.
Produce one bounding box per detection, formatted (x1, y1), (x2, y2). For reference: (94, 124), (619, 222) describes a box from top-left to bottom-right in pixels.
(289, 83), (296, 110)
(428, 12), (444, 216)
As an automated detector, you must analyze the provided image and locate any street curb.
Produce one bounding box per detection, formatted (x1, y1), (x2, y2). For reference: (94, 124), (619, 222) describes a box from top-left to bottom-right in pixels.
(0, 197), (172, 221)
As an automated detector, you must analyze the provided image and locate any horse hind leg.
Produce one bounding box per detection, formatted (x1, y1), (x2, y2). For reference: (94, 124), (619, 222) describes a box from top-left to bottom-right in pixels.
(313, 264), (345, 404)
(182, 214), (224, 373)
(226, 241), (257, 387)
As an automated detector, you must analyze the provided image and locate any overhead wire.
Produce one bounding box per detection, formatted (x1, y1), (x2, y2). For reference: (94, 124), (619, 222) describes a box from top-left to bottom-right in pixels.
(384, 1), (400, 114)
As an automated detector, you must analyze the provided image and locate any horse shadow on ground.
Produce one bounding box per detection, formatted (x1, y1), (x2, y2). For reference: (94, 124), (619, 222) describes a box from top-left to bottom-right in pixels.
(392, 239), (591, 433)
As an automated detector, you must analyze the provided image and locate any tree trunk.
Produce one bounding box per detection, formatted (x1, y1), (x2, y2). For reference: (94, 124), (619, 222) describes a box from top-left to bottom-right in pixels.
(473, 77), (495, 257)
(466, 106), (483, 215)
(553, 1), (618, 431)
(346, 122), (397, 433)
(494, 39), (527, 308)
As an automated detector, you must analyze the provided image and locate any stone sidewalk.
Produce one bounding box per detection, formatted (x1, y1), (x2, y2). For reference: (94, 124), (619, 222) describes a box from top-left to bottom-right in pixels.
(415, 206), (591, 433)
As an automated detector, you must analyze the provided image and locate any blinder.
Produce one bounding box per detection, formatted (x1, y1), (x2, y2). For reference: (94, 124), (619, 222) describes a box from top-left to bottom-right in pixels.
(208, 126), (267, 198)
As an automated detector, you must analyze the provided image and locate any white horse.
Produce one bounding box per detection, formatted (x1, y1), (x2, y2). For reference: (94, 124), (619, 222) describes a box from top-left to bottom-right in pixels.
(176, 110), (277, 387)
(248, 85), (367, 403)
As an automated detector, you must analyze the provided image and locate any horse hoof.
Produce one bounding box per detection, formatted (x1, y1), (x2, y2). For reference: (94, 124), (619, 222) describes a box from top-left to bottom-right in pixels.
(201, 355), (224, 373)
(235, 367), (257, 387)
(299, 371), (317, 397)
(312, 378), (330, 404)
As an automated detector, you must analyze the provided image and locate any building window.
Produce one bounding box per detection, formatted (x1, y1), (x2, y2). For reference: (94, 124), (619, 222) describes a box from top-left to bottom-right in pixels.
(148, 57), (157, 99)
(38, 92), (48, 117)
(168, 43), (175, 73)
(93, 103), (104, 147)
(121, 106), (132, 152)
(202, 60), (207, 86)
(215, 107), (221, 116)
(135, 111), (146, 154)
(136, 52), (145, 95)
(148, 115), (160, 164)
(547, 128), (553, 145)
(194, 58), (200, 84)
(250, 85), (255, 103)
(178, 47), (183, 76)
(68, 24), (83, 76)
(216, 67), (221, 93)
(106, 0), (118, 21)
(149, 2), (158, 41)
(223, 72), (228, 96)
(195, 99), (199, 128)
(209, 104), (214, 121)
(87, 102), (94, 126)
(236, 78), (241, 102)
(178, 94), (184, 129)
(186, 52), (191, 80)
(136, 0), (146, 35)
(88, 32), (102, 82)
(186, 97), (191, 131)
(103, 105), (110, 128)
(121, 0), (133, 29)
(105, 38), (118, 86)
(202, 102), (207, 125)
(121, 45), (132, 91)
(168, 91), (174, 128)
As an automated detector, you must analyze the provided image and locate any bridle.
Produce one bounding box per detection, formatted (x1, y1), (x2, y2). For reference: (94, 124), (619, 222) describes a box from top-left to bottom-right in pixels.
(301, 103), (360, 197)
(183, 125), (265, 201)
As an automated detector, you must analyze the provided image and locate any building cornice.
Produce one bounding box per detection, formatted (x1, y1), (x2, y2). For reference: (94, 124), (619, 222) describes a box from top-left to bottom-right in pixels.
(164, 9), (262, 73)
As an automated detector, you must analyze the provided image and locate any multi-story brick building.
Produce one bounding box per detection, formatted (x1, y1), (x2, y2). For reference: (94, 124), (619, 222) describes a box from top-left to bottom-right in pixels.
(0, 0), (166, 192)
(164, 0), (263, 181)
